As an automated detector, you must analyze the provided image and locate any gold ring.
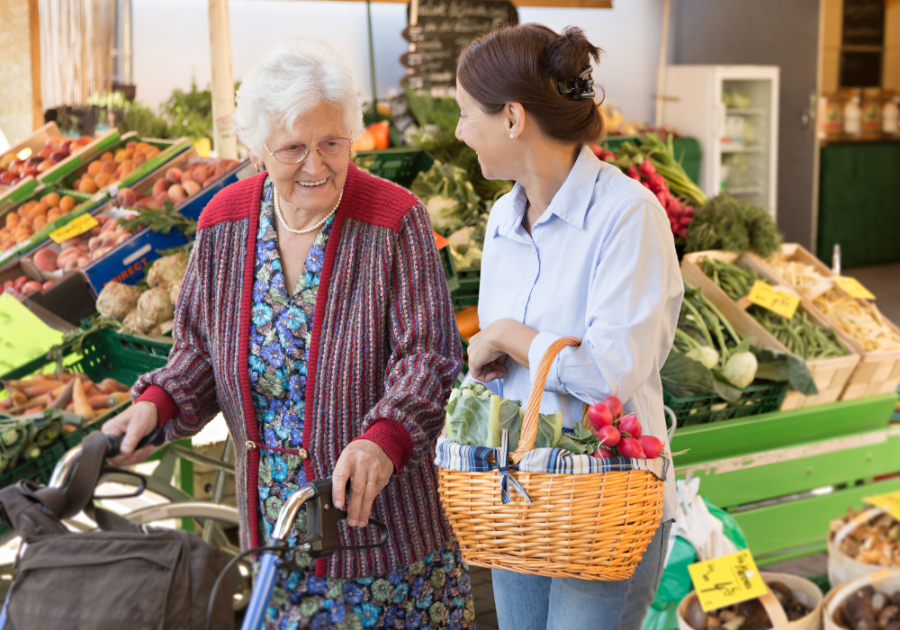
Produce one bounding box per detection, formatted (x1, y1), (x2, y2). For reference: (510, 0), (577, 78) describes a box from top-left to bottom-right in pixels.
(366, 482), (377, 486)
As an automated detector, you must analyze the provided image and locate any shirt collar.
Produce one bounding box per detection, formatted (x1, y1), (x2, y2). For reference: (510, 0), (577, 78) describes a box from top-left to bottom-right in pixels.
(494, 145), (600, 239)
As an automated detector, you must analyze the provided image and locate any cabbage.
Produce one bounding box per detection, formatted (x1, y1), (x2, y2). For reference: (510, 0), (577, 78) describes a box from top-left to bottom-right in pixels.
(444, 383), (564, 450)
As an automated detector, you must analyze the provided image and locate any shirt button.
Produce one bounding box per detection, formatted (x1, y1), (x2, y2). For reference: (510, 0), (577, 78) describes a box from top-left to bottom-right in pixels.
(298, 448), (309, 460)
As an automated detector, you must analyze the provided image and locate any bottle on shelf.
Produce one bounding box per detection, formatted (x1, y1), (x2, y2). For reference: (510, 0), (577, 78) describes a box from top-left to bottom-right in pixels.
(843, 95), (862, 135)
(883, 95), (900, 135)
(861, 88), (882, 135)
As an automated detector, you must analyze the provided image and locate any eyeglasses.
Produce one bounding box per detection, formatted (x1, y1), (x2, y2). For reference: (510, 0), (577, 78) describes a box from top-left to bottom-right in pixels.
(263, 136), (353, 165)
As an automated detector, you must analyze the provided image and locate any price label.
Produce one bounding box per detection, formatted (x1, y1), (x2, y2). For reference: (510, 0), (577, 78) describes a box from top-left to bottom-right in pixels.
(688, 550), (768, 612)
(835, 276), (876, 300)
(747, 280), (800, 319)
(49, 213), (98, 243)
(864, 491), (900, 522)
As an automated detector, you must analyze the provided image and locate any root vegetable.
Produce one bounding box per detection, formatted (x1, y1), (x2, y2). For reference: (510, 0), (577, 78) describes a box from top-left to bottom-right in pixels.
(603, 394), (623, 418)
(617, 413), (643, 438)
(586, 402), (614, 429)
(638, 435), (664, 458)
(101, 377), (130, 392)
(87, 394), (111, 409)
(96, 281), (138, 321)
(147, 252), (188, 289)
(617, 436), (645, 458)
(72, 378), (92, 418)
(594, 425), (620, 447)
(169, 280), (182, 306)
(108, 392), (130, 407)
(137, 286), (174, 330)
(122, 308), (148, 334)
(150, 320), (175, 337)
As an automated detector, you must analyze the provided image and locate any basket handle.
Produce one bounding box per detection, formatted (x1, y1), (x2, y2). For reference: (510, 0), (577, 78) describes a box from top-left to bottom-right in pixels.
(510, 336), (581, 464)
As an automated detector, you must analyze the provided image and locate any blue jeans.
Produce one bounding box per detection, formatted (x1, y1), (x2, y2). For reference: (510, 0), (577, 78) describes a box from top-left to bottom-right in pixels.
(492, 521), (672, 630)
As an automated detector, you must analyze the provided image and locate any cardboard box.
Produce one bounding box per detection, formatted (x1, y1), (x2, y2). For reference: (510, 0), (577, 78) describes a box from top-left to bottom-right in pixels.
(0, 260), (92, 329)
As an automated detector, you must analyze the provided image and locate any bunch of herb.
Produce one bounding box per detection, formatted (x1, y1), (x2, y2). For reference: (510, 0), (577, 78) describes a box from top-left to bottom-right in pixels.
(685, 193), (782, 258)
(119, 201), (198, 237)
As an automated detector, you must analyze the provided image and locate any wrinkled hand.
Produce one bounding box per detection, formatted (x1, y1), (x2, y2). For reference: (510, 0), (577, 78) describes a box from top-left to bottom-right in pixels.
(467, 323), (509, 383)
(101, 401), (160, 466)
(331, 440), (394, 528)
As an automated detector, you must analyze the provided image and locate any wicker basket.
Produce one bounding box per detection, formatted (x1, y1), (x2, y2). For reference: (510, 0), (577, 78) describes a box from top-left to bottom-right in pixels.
(437, 337), (665, 581)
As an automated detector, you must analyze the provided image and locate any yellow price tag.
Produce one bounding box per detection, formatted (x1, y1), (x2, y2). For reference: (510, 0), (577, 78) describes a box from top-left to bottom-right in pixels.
(49, 214), (98, 244)
(864, 491), (900, 522)
(835, 276), (876, 300)
(747, 280), (800, 319)
(688, 550), (769, 612)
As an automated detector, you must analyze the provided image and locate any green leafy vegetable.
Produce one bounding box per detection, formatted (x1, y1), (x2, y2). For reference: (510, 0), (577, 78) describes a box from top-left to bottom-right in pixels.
(555, 422), (600, 455)
(119, 201), (198, 237)
(685, 193), (782, 258)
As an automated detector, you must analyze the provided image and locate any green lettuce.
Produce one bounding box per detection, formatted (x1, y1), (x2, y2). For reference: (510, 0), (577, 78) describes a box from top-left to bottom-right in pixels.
(444, 382), (564, 450)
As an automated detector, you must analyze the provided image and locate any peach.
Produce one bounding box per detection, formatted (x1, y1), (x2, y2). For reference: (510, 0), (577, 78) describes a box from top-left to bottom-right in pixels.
(5, 213), (18, 227)
(116, 188), (136, 207)
(34, 248), (58, 272)
(42, 281), (54, 290)
(32, 217), (47, 231)
(152, 178), (169, 197)
(168, 184), (187, 203)
(182, 180), (201, 196)
(42, 192), (60, 207)
(37, 159), (57, 172)
(115, 233), (131, 245)
(100, 160), (116, 174)
(45, 136), (63, 149)
(119, 160), (133, 174)
(88, 161), (102, 176)
(100, 151), (113, 161)
(28, 202), (49, 218)
(92, 246), (113, 260)
(47, 209), (63, 222)
(99, 232), (118, 249)
(59, 196), (75, 212)
(100, 220), (118, 235)
(126, 141), (138, 150)
(76, 256), (90, 268)
(94, 172), (112, 187)
(21, 280), (43, 295)
(88, 235), (101, 251)
(153, 193), (170, 208)
(166, 167), (183, 184)
(78, 178), (98, 193)
(133, 153), (146, 167)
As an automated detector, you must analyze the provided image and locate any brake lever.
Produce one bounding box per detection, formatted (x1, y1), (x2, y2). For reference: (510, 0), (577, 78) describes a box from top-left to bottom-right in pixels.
(105, 425), (167, 458)
(304, 477), (389, 559)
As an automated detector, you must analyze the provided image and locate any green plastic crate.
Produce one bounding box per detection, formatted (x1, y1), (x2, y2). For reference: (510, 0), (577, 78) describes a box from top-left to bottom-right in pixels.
(0, 439), (67, 488)
(664, 381), (788, 427)
(353, 148), (434, 189)
(451, 267), (479, 312)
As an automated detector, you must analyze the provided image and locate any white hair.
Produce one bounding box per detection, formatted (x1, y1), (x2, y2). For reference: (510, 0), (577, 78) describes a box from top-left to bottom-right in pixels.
(233, 37), (365, 155)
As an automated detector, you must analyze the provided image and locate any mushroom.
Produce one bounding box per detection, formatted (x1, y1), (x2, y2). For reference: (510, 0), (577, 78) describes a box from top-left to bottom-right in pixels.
(685, 596), (708, 630)
(879, 605), (900, 628)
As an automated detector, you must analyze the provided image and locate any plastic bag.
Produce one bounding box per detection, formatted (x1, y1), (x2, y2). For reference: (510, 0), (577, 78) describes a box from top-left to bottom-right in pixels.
(641, 478), (748, 630)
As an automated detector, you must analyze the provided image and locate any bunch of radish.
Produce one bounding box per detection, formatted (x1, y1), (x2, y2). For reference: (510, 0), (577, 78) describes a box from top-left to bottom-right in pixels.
(625, 160), (695, 240)
(2, 275), (53, 300)
(589, 144), (617, 163)
(33, 213), (137, 272)
(586, 393), (664, 459)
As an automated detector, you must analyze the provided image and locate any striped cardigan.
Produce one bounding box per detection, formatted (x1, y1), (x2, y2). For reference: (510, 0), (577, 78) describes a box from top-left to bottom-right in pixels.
(133, 165), (462, 578)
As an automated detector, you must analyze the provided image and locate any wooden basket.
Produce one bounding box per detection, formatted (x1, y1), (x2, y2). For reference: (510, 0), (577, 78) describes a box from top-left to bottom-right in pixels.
(437, 337), (665, 581)
(748, 244), (900, 401)
(681, 251), (860, 411)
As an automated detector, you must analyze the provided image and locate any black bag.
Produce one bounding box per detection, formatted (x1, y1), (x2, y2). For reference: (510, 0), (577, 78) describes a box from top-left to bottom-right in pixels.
(0, 431), (233, 630)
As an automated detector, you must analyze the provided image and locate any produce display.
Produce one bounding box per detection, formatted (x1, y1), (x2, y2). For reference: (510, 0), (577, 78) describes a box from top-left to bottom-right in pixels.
(698, 256), (848, 360)
(831, 509), (900, 568)
(95, 250), (188, 336)
(444, 382), (664, 460)
(0, 135), (94, 187)
(767, 255), (900, 352)
(0, 372), (129, 419)
(833, 586), (900, 630)
(683, 581), (812, 629)
(350, 121), (390, 152)
(0, 191), (79, 251)
(122, 159), (240, 210)
(2, 275), (54, 300)
(32, 212), (137, 272)
(71, 141), (162, 193)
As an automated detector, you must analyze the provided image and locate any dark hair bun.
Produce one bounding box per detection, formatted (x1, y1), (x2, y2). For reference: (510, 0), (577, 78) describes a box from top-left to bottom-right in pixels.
(458, 24), (605, 145)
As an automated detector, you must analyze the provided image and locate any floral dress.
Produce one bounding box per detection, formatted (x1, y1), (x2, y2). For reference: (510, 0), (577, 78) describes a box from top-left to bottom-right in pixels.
(248, 178), (476, 630)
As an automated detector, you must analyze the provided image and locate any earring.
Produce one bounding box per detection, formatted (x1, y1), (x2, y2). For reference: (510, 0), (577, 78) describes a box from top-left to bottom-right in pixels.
(509, 134), (514, 139)
(256, 163), (261, 173)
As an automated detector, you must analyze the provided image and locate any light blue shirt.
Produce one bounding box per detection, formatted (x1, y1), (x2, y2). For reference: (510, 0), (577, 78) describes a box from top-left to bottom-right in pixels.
(474, 145), (683, 521)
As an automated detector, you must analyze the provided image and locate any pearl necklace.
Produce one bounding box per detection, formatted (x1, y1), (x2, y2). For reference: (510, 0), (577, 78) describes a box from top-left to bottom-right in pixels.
(274, 186), (343, 235)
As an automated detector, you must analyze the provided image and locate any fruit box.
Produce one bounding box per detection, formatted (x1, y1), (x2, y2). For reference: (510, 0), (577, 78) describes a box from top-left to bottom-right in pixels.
(745, 244), (900, 401)
(35, 129), (121, 187)
(56, 133), (192, 199)
(0, 123), (62, 210)
(121, 149), (250, 221)
(681, 250), (860, 410)
(0, 261), (91, 330)
(22, 204), (139, 282)
(6, 188), (106, 262)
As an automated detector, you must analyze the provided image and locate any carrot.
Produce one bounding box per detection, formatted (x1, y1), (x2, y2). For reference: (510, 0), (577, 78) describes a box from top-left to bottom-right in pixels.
(3, 379), (62, 389)
(24, 394), (49, 408)
(48, 380), (75, 410)
(82, 381), (95, 395)
(57, 373), (76, 383)
(95, 383), (115, 395)
(65, 402), (75, 413)
(11, 391), (27, 405)
(61, 425), (77, 434)
(102, 378), (130, 393)
(0, 397), (11, 410)
(25, 385), (56, 398)
(72, 378), (93, 418)
(108, 392), (131, 408)
(87, 395), (110, 410)
(24, 406), (44, 415)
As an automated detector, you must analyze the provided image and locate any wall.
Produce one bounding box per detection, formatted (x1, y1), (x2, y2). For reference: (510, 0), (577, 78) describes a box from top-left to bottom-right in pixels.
(0, 0), (35, 147)
(822, 0), (900, 93)
(132, 0), (665, 125)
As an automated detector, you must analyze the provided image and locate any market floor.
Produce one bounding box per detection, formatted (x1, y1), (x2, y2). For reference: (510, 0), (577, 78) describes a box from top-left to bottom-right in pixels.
(846, 263), (900, 323)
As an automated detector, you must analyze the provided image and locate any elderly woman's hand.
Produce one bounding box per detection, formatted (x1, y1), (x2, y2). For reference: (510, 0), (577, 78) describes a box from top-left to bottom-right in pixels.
(101, 401), (160, 467)
(331, 440), (394, 527)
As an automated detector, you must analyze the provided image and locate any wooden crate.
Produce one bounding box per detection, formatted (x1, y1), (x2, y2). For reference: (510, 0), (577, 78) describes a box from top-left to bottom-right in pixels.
(36, 129), (121, 187)
(0, 122), (64, 214)
(748, 243), (900, 401)
(681, 251), (860, 410)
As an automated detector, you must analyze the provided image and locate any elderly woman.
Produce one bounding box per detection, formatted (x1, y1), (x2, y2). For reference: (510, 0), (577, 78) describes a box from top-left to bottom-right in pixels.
(102, 38), (471, 630)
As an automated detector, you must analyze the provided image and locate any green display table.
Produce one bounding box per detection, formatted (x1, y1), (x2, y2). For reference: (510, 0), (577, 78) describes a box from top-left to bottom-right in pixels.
(673, 393), (899, 564)
(818, 140), (900, 267)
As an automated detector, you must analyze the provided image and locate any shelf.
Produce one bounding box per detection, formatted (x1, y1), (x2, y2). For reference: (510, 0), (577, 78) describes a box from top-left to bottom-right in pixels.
(725, 108), (766, 116)
(721, 144), (764, 153)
